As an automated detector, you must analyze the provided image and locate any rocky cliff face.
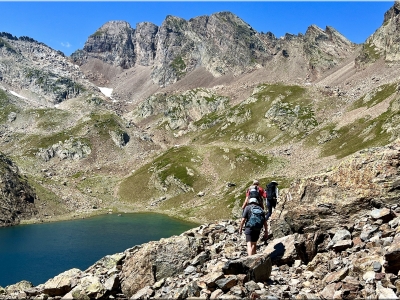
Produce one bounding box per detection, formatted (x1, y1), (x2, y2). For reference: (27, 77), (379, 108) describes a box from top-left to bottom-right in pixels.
(0, 152), (37, 227)
(0, 32), (97, 105)
(356, 1), (400, 65)
(273, 139), (400, 238)
(71, 12), (355, 88)
(71, 21), (136, 69)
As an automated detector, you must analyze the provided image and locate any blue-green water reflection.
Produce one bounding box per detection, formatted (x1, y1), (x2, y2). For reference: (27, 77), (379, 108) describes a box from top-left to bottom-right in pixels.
(0, 213), (197, 287)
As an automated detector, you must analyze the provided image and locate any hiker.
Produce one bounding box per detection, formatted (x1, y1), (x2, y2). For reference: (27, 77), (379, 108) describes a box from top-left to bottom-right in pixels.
(239, 198), (268, 256)
(265, 180), (279, 220)
(241, 180), (266, 210)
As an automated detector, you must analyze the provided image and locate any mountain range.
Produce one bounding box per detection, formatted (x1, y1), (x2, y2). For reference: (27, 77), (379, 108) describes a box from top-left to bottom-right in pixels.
(0, 2), (399, 229)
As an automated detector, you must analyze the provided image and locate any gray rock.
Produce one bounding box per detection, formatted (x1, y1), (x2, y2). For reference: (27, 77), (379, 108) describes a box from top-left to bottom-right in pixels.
(184, 265), (197, 275)
(223, 253), (272, 283)
(191, 251), (210, 266)
(7, 112), (16, 122)
(244, 280), (259, 292)
(370, 208), (394, 223)
(263, 234), (298, 265)
(120, 235), (200, 297)
(215, 275), (237, 292)
(130, 286), (154, 300)
(104, 275), (119, 292)
(372, 261), (382, 272)
(41, 268), (81, 296)
(327, 229), (351, 249)
(332, 239), (353, 252)
(375, 282), (398, 300)
(226, 225), (236, 234)
(5, 280), (33, 294)
(360, 225), (379, 242)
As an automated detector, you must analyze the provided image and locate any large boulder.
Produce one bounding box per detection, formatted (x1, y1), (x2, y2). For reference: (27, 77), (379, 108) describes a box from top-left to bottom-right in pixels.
(384, 233), (400, 273)
(120, 235), (201, 297)
(222, 253), (272, 282)
(41, 268), (81, 296)
(263, 234), (299, 265)
(5, 280), (33, 294)
(68, 275), (106, 300)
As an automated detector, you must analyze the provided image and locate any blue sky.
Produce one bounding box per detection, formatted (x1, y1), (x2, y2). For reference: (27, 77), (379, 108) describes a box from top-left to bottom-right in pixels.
(0, 1), (394, 56)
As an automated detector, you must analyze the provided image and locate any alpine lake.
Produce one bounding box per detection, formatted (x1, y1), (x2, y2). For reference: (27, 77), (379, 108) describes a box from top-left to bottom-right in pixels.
(0, 213), (198, 287)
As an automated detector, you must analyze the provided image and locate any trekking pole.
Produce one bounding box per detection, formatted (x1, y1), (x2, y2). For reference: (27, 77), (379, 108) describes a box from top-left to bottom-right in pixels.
(278, 192), (291, 219)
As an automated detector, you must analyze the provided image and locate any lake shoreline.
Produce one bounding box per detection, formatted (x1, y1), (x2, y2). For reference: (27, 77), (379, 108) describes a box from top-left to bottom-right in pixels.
(1, 212), (198, 287)
(20, 206), (204, 227)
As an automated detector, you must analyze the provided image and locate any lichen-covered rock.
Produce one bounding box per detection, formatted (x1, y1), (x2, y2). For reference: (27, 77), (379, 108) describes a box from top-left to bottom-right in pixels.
(69, 275), (106, 300)
(36, 138), (91, 161)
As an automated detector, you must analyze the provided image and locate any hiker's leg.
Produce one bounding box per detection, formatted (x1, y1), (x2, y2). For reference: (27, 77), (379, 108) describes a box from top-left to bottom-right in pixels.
(246, 241), (253, 256)
(250, 242), (257, 255)
(265, 199), (273, 220)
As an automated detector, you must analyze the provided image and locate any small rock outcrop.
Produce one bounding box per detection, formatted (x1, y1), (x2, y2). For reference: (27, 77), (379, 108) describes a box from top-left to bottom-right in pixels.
(36, 138), (91, 161)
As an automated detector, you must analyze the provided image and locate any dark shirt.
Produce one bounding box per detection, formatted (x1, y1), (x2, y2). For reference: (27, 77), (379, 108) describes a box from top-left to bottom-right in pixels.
(242, 204), (264, 235)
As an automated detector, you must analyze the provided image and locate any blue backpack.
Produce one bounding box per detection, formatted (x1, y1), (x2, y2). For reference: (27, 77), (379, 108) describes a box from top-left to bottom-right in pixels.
(246, 205), (265, 230)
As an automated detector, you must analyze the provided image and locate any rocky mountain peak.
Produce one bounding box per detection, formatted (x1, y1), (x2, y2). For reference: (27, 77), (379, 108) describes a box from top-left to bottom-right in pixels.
(95, 20), (132, 36)
(305, 24), (326, 37)
(75, 20), (136, 69)
(71, 11), (356, 87)
(325, 25), (353, 46)
(304, 24), (352, 46)
(357, 1), (400, 64)
(384, 0), (400, 24)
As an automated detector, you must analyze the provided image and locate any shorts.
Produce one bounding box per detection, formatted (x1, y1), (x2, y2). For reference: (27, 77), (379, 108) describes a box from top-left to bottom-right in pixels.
(245, 231), (261, 242)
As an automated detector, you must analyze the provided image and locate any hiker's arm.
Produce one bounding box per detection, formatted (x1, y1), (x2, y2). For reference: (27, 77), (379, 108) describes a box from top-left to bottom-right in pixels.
(242, 196), (249, 209)
(239, 218), (246, 234)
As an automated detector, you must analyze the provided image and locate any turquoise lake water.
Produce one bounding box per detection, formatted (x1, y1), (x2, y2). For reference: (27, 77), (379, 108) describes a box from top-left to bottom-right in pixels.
(0, 213), (197, 287)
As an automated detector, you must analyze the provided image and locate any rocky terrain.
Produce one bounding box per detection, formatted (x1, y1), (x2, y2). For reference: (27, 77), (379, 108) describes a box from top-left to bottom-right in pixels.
(1, 172), (399, 299)
(1, 127), (399, 300)
(0, 1), (400, 297)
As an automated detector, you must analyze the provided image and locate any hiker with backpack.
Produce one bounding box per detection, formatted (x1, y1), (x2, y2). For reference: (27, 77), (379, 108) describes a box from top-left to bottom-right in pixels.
(265, 180), (279, 220)
(239, 198), (268, 256)
(241, 180), (266, 210)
